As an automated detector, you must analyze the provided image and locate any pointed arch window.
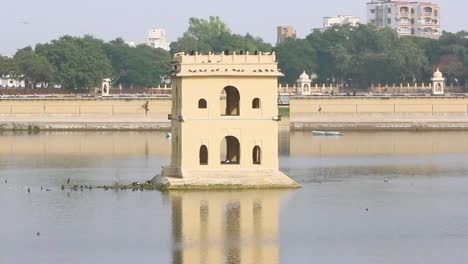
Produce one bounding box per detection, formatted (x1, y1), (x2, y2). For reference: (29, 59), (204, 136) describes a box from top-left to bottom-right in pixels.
(253, 146), (261, 165)
(220, 136), (240, 165)
(221, 86), (240, 116)
(199, 145), (208, 165)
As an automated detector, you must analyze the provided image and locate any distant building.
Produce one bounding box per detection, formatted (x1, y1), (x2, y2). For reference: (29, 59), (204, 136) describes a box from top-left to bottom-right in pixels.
(277, 26), (297, 45)
(323, 15), (361, 29)
(296, 71), (313, 96)
(367, 0), (441, 39)
(0, 76), (25, 88)
(147, 28), (170, 51)
(126, 41), (137, 48)
(431, 68), (445, 95)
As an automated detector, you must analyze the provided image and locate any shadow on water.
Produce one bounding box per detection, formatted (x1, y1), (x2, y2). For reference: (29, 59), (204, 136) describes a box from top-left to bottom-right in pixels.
(167, 189), (293, 264)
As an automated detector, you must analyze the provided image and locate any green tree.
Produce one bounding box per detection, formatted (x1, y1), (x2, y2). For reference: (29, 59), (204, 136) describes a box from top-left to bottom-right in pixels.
(124, 45), (171, 88)
(171, 16), (272, 54)
(0, 55), (18, 77)
(36, 35), (112, 89)
(104, 39), (171, 88)
(14, 47), (54, 88)
(275, 39), (318, 84)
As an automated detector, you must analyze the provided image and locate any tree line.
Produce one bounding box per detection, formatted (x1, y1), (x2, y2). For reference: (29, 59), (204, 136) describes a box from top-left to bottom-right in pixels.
(276, 25), (468, 88)
(0, 16), (467, 90)
(0, 36), (171, 89)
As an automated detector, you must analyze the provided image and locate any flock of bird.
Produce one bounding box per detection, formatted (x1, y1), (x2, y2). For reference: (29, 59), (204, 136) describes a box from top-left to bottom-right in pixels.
(1, 177), (121, 193)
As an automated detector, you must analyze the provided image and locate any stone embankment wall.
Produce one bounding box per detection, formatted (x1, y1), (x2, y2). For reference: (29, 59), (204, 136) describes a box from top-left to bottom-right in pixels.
(0, 98), (172, 130)
(291, 96), (468, 130)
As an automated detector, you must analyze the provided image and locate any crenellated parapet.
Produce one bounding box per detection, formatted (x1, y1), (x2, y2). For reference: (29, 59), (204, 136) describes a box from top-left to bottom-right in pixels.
(171, 52), (283, 77)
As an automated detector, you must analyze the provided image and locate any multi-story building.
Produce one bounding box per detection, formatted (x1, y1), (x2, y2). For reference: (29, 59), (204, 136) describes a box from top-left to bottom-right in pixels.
(323, 15), (361, 29)
(147, 28), (170, 51)
(367, 0), (441, 39)
(276, 26), (297, 45)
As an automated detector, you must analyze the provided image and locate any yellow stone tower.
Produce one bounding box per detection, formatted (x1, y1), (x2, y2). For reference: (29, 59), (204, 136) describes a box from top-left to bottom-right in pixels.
(154, 51), (299, 189)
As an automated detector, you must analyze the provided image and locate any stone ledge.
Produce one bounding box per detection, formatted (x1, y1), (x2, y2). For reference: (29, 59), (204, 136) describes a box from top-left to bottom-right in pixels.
(291, 121), (468, 131)
(0, 121), (170, 131)
(152, 170), (300, 190)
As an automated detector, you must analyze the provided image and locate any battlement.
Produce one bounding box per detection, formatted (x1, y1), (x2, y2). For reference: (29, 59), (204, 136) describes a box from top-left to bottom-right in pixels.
(172, 52), (283, 77)
(173, 51), (277, 64)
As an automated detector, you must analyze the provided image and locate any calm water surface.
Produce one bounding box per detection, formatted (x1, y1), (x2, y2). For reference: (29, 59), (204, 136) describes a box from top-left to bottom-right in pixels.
(1, 130), (468, 264)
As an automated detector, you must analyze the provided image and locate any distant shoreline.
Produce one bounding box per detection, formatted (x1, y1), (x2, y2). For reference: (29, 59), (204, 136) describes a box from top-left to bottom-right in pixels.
(290, 119), (468, 131)
(2, 120), (468, 132)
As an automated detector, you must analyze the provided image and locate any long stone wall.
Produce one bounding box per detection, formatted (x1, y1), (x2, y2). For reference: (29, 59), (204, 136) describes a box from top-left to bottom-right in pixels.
(3, 96), (468, 131)
(0, 97), (172, 130)
(290, 96), (468, 130)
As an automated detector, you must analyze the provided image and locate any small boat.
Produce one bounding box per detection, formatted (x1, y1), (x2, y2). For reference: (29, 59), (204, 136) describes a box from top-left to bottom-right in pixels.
(312, 131), (343, 136)
(165, 132), (172, 138)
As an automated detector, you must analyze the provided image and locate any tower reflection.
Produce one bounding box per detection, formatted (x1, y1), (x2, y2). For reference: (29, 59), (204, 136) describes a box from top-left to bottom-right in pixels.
(169, 190), (291, 264)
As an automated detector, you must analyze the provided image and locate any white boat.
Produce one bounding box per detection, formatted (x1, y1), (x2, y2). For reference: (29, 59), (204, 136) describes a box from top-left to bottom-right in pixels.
(312, 131), (343, 136)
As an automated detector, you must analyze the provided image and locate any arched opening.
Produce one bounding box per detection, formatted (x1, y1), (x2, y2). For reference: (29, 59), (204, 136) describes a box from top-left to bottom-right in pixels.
(198, 99), (207, 109)
(199, 145), (208, 165)
(252, 98), (260, 109)
(103, 84), (108, 93)
(436, 83), (442, 91)
(220, 86), (240, 116)
(220, 136), (240, 165)
(252, 146), (261, 165)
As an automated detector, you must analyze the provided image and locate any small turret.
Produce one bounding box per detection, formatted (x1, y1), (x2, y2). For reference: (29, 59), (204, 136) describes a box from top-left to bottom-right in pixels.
(431, 68), (445, 95)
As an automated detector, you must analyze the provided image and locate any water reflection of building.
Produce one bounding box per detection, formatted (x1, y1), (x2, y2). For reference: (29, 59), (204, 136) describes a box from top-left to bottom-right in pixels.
(0, 132), (170, 156)
(170, 190), (289, 264)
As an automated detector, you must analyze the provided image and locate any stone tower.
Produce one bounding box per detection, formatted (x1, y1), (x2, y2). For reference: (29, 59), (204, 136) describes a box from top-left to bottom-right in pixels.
(431, 68), (445, 95)
(296, 71), (312, 96)
(154, 52), (299, 189)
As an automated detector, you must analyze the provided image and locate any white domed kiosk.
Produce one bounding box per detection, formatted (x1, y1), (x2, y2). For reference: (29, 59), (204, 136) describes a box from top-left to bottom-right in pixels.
(296, 71), (312, 95)
(431, 68), (445, 95)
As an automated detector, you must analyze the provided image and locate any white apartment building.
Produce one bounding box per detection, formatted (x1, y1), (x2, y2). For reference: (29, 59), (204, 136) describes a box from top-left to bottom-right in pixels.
(323, 15), (361, 29)
(367, 0), (441, 39)
(147, 28), (170, 51)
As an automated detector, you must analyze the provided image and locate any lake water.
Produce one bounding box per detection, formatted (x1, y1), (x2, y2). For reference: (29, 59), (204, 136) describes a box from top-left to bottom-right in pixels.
(1, 130), (468, 264)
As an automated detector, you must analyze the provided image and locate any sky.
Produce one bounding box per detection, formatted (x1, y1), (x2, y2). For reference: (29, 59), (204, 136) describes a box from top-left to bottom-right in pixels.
(1, 0), (467, 56)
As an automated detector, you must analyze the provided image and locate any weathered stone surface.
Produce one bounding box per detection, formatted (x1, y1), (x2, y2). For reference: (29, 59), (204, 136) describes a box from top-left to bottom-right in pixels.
(152, 170), (300, 190)
(0, 121), (170, 131)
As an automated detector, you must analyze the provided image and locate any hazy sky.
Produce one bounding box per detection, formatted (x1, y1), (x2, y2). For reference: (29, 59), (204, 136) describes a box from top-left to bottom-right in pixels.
(1, 0), (466, 55)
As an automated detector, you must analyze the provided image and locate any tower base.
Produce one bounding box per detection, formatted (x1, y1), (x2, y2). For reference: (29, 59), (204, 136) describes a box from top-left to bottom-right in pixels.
(152, 167), (300, 190)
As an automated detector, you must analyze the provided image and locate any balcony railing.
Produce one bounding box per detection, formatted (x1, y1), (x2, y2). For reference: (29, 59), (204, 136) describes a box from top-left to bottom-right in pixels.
(421, 32), (438, 37)
(421, 21), (438, 26)
(399, 12), (409, 16)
